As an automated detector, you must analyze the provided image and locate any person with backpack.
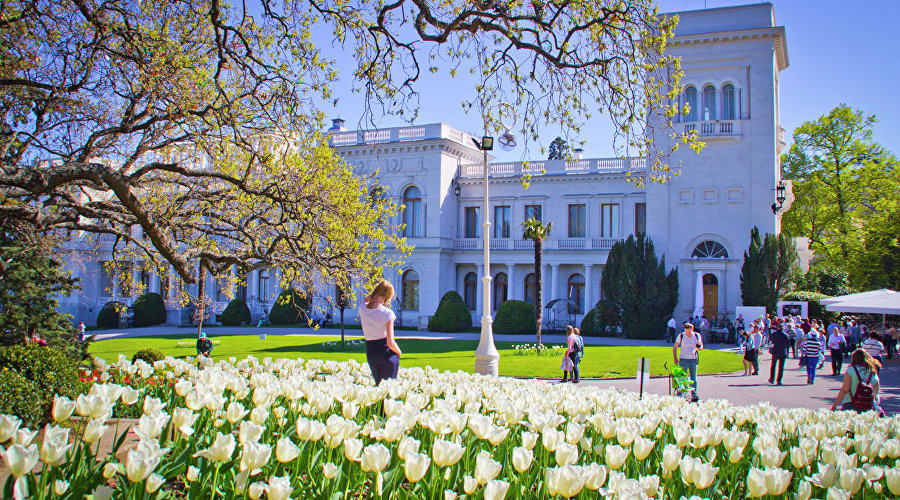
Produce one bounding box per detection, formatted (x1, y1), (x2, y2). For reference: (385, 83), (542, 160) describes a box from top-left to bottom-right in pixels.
(560, 325), (584, 383)
(673, 322), (703, 402)
(830, 349), (882, 415)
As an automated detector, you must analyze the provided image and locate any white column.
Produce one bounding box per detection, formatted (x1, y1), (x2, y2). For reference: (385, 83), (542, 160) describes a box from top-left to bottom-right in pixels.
(550, 264), (559, 303)
(476, 263), (484, 318)
(507, 263), (515, 302)
(584, 264), (594, 313)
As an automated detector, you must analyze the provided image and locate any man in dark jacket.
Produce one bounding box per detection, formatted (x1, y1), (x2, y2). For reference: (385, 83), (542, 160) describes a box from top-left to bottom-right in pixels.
(768, 326), (790, 385)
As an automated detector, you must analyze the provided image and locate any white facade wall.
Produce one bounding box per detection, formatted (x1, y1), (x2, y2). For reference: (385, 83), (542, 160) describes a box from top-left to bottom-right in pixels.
(57, 3), (790, 330)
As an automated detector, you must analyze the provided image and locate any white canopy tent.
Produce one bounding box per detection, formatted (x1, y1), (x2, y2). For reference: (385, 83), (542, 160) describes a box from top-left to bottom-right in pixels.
(825, 292), (900, 315)
(820, 289), (896, 305)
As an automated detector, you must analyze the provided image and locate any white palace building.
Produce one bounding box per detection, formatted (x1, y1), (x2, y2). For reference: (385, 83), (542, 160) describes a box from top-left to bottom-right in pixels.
(58, 3), (793, 330)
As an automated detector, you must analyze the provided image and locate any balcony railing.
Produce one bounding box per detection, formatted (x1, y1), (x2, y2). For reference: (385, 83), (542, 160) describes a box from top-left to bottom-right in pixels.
(461, 157), (646, 179)
(683, 120), (741, 137)
(329, 123), (474, 147)
(452, 237), (622, 251)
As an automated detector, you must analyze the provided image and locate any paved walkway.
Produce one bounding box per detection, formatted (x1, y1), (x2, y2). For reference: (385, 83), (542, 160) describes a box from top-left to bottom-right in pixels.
(91, 326), (898, 414)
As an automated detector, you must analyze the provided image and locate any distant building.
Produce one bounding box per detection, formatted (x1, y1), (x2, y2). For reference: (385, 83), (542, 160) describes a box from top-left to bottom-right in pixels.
(57, 3), (792, 328)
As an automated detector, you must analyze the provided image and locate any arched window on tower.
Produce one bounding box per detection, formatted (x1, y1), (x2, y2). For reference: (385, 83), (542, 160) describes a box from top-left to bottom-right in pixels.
(722, 84), (735, 120)
(464, 272), (477, 311)
(403, 187), (424, 237)
(402, 270), (419, 311)
(692, 241), (729, 259)
(703, 85), (717, 121)
(684, 86), (698, 122)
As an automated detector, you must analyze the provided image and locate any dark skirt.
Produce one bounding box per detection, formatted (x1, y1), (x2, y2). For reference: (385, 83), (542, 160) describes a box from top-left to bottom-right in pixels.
(366, 338), (400, 386)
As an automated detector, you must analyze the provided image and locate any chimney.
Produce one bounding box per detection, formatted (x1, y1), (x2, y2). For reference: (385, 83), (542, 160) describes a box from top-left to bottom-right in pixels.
(573, 148), (584, 160)
(328, 118), (346, 132)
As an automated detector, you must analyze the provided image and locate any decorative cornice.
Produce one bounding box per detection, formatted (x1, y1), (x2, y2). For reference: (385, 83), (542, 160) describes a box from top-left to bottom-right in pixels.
(670, 26), (788, 70)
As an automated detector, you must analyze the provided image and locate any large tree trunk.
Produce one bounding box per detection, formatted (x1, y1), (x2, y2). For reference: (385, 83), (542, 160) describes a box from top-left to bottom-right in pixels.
(535, 238), (543, 347)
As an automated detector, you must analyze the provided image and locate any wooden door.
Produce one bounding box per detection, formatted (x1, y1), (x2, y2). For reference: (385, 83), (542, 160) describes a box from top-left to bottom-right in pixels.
(703, 273), (718, 320)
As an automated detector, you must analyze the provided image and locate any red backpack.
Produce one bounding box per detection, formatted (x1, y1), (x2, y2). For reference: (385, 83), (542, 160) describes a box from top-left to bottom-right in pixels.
(851, 366), (876, 411)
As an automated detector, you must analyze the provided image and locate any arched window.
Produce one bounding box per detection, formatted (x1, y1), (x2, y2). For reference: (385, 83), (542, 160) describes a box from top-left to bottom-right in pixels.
(402, 270), (419, 311)
(464, 272), (478, 311)
(493, 272), (508, 311)
(403, 186), (424, 237)
(567, 273), (585, 313)
(258, 268), (270, 302)
(524, 273), (537, 304)
(692, 241), (729, 259)
(722, 84), (735, 120)
(684, 86), (698, 122)
(702, 85), (716, 121)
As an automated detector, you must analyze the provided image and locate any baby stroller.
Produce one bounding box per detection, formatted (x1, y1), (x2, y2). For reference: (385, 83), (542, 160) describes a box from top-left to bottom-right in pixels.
(664, 362), (695, 401)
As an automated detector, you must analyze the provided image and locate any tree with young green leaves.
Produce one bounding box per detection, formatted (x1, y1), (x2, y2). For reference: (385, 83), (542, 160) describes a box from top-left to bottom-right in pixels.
(522, 218), (552, 346)
(600, 234), (678, 339)
(781, 105), (899, 287)
(740, 226), (800, 311)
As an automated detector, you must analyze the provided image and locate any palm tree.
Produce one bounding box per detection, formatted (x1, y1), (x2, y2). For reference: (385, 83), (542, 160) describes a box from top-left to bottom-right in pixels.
(522, 218), (552, 347)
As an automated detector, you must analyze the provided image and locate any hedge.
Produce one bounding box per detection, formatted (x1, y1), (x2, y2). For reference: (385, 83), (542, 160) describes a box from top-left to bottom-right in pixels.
(269, 288), (309, 325)
(0, 369), (44, 428)
(428, 291), (473, 332)
(132, 347), (166, 364)
(493, 300), (537, 335)
(580, 300), (620, 337)
(132, 292), (167, 327)
(221, 298), (252, 326)
(96, 302), (120, 328)
(0, 345), (85, 426)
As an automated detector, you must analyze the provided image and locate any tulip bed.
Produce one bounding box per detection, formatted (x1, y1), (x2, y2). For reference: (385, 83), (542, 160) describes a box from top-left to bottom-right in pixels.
(2, 356), (899, 499)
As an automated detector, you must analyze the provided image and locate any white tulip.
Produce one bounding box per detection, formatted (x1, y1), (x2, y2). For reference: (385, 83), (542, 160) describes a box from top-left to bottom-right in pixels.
(103, 462), (119, 479)
(322, 462), (339, 479)
(746, 467), (767, 497)
(483, 479), (509, 500)
(250, 407), (269, 426)
(463, 475), (478, 494)
(186, 466), (200, 482)
(512, 446), (533, 473)
(54, 480), (69, 495)
(444, 490), (458, 500)
(763, 467), (792, 495)
(790, 447), (808, 469)
(397, 436), (420, 460)
(40, 425), (72, 466)
(361, 443), (391, 472)
(145, 473), (165, 493)
(521, 431), (538, 450)
(605, 444), (629, 470)
(639, 474), (659, 497)
(193, 432), (236, 462)
(797, 480), (812, 500)
(404, 451), (431, 482)
(1, 443), (38, 477)
(432, 439), (464, 467)
(82, 419), (108, 444)
(126, 446), (160, 482)
(885, 467), (900, 496)
(474, 450), (502, 484)
(838, 467), (865, 494)
(267, 475), (292, 500)
(275, 437), (301, 463)
(542, 429), (561, 452)
(343, 438), (363, 462)
(825, 487), (851, 500)
(584, 463), (608, 490)
(248, 482), (266, 500)
(226, 402), (249, 424)
(555, 441), (579, 466)
(662, 444), (682, 471)
(121, 387), (140, 405)
(633, 437), (656, 461)
(52, 397), (76, 423)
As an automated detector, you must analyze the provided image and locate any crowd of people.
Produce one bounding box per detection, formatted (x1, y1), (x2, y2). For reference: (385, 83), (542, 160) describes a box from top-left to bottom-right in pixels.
(671, 312), (895, 415)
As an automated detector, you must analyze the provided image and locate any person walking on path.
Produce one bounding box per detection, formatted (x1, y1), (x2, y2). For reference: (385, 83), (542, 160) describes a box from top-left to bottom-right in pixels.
(360, 280), (402, 386)
(815, 326), (827, 370)
(667, 316), (677, 343)
(828, 326), (847, 375)
(862, 332), (886, 373)
(673, 323), (703, 402)
(800, 332), (822, 385)
(830, 349), (883, 415)
(560, 326), (584, 383)
(78, 321), (86, 342)
(749, 325), (763, 375)
(768, 325), (790, 385)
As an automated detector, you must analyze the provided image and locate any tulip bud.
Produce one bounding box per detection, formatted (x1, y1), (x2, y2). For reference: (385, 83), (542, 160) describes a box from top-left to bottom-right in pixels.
(186, 466), (200, 482)
(248, 482), (266, 500)
(323, 462), (339, 479)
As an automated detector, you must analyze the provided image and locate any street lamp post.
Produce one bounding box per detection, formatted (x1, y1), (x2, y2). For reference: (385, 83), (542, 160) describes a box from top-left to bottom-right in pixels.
(473, 135), (499, 376)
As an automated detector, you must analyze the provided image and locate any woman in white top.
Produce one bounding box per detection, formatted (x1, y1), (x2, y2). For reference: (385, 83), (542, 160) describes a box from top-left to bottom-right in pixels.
(359, 280), (402, 385)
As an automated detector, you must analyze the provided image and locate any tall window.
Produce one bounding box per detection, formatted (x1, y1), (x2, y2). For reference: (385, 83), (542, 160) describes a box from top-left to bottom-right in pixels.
(524, 273), (537, 304)
(568, 274), (585, 313)
(493, 272), (508, 311)
(216, 278), (229, 302)
(684, 86), (698, 122)
(601, 203), (619, 238)
(403, 186), (424, 237)
(464, 207), (480, 238)
(702, 85), (716, 120)
(568, 204), (586, 238)
(634, 203), (647, 235)
(524, 204), (542, 222)
(493, 205), (511, 238)
(140, 269), (151, 291)
(258, 268), (270, 301)
(402, 270), (419, 311)
(235, 271), (247, 301)
(464, 272), (477, 311)
(159, 276), (169, 299)
(722, 84), (735, 120)
(120, 262), (134, 297)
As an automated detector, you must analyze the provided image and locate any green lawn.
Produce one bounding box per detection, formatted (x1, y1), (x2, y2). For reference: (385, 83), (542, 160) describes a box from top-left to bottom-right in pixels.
(89, 334), (743, 379)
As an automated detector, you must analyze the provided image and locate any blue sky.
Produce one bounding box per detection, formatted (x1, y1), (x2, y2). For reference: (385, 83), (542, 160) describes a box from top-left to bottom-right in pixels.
(318, 0), (900, 162)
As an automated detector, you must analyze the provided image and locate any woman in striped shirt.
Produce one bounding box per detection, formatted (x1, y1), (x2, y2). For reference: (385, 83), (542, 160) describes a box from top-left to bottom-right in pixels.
(862, 332), (886, 372)
(800, 334), (822, 385)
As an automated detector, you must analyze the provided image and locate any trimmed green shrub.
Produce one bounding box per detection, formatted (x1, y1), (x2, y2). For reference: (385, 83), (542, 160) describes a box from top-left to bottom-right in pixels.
(221, 298), (252, 326)
(493, 300), (537, 335)
(783, 291), (831, 320)
(428, 291), (473, 332)
(269, 288), (309, 325)
(132, 347), (166, 364)
(96, 302), (120, 328)
(0, 369), (44, 428)
(580, 300), (621, 337)
(132, 292), (167, 327)
(0, 345), (85, 425)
